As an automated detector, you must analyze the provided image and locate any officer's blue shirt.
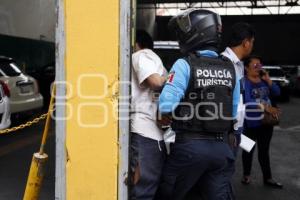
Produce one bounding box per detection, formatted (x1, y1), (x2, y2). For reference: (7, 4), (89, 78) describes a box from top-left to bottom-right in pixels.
(159, 50), (240, 119)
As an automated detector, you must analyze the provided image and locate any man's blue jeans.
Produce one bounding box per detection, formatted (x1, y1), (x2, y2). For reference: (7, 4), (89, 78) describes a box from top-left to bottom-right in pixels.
(130, 133), (166, 200)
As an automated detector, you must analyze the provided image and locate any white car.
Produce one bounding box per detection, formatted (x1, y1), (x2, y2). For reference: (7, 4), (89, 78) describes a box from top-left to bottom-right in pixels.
(0, 80), (11, 129)
(263, 66), (290, 101)
(287, 65), (300, 94)
(0, 56), (43, 114)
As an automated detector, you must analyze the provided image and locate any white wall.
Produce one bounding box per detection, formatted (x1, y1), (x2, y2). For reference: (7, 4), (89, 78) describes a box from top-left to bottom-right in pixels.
(0, 0), (55, 42)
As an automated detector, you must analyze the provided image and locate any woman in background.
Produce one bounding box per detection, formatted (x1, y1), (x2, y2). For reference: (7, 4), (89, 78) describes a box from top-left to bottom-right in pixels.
(241, 55), (283, 189)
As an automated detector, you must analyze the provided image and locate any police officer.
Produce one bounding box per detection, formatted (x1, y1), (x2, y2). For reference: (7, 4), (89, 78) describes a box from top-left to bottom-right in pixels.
(157, 9), (240, 200)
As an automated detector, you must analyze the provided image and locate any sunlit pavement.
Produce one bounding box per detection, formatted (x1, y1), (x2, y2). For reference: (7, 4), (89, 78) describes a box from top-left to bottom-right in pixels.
(233, 97), (300, 200)
(233, 129), (300, 200)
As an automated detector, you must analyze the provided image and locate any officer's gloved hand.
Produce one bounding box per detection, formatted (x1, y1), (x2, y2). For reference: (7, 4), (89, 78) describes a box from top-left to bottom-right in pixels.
(157, 113), (172, 130)
(228, 120), (238, 148)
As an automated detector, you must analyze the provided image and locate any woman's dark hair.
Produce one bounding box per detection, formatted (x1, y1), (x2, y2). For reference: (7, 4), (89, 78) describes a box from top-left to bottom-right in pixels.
(136, 29), (153, 50)
(228, 22), (255, 47)
(244, 55), (262, 68)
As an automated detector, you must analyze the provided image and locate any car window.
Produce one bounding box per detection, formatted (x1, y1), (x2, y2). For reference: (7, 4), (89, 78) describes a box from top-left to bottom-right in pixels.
(0, 61), (22, 76)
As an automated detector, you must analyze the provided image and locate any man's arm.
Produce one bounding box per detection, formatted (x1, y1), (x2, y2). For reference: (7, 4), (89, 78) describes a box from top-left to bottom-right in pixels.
(229, 74), (241, 148)
(143, 73), (166, 91)
(232, 74), (241, 119)
(133, 51), (165, 90)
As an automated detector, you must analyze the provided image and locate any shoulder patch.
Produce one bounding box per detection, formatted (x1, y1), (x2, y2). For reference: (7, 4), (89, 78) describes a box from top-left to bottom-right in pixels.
(167, 71), (175, 83)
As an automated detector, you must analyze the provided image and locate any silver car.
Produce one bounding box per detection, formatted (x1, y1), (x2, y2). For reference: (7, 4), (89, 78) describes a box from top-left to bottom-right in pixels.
(287, 65), (300, 94)
(0, 56), (43, 114)
(0, 80), (11, 129)
(263, 66), (290, 101)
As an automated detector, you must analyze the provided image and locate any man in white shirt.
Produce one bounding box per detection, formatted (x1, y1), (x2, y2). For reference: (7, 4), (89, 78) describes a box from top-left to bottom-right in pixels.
(130, 30), (167, 200)
(222, 22), (255, 154)
(222, 22), (255, 200)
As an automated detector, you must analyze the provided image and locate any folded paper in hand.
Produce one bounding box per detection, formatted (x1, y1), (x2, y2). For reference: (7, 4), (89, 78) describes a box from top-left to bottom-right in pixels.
(240, 134), (256, 152)
(163, 128), (176, 154)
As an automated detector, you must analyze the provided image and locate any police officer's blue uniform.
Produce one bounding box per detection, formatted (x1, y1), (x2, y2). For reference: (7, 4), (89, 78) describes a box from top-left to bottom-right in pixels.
(158, 50), (240, 200)
(156, 8), (241, 200)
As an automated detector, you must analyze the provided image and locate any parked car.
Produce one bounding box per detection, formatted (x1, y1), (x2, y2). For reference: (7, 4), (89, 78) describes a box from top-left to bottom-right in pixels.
(285, 65), (300, 95)
(0, 56), (43, 115)
(28, 62), (55, 109)
(263, 66), (290, 102)
(0, 80), (11, 129)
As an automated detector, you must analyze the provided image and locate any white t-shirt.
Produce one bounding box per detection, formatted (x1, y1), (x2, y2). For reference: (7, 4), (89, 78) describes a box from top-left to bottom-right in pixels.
(131, 49), (167, 141)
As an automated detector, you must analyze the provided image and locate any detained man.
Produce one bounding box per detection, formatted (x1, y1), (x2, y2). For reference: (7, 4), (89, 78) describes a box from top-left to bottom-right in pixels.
(130, 30), (167, 200)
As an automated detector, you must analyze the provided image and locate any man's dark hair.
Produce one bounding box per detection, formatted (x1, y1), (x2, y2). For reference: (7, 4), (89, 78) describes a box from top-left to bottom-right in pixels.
(136, 29), (153, 50)
(228, 22), (255, 47)
(244, 55), (262, 67)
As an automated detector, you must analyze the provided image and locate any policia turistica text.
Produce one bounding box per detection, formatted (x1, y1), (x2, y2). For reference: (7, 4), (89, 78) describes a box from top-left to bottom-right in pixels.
(157, 9), (240, 200)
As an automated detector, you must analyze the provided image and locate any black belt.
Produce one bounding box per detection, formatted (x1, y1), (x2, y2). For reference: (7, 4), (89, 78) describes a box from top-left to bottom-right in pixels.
(176, 132), (226, 141)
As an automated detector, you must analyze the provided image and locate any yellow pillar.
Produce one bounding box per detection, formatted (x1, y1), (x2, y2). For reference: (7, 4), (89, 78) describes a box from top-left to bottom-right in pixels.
(65, 0), (119, 199)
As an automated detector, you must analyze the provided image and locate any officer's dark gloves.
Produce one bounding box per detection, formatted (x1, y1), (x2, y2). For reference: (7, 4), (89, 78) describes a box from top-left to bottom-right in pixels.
(228, 120), (238, 149)
(157, 113), (172, 130)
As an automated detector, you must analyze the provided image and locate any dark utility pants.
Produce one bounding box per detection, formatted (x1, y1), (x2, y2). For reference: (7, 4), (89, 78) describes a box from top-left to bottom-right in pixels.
(129, 133), (166, 200)
(242, 125), (274, 181)
(157, 139), (234, 200)
(224, 131), (242, 200)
